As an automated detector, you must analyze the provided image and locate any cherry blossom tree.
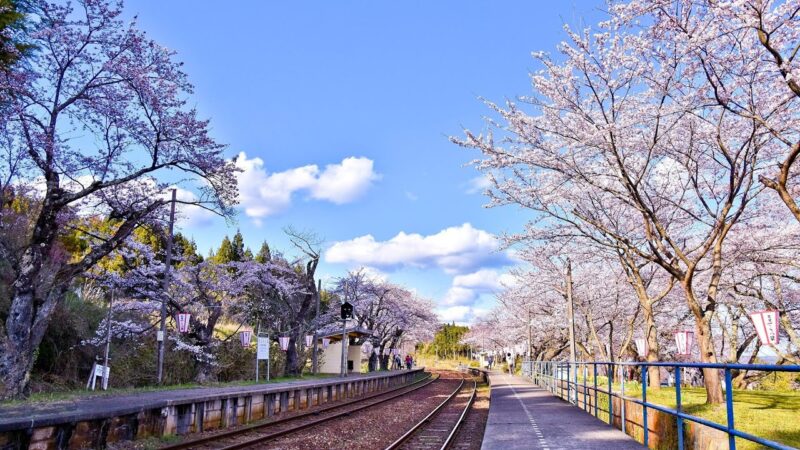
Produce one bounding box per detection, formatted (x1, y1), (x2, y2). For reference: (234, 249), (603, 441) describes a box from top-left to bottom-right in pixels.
(328, 268), (437, 370)
(453, 0), (800, 403)
(0, 0), (236, 399)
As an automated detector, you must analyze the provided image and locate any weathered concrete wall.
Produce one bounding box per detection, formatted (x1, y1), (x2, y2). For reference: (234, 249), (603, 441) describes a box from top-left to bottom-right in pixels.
(0, 369), (422, 450)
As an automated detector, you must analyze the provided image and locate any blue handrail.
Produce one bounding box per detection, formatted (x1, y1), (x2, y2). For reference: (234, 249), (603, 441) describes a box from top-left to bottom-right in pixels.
(521, 360), (800, 450)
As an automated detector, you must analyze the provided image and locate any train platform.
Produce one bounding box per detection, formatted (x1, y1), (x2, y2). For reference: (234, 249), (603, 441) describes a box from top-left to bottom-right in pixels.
(481, 371), (643, 450)
(0, 369), (422, 449)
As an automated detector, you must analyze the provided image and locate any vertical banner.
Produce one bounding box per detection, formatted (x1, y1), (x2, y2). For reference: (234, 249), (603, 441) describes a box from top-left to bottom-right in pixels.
(635, 338), (647, 356)
(177, 313), (191, 333)
(674, 330), (694, 355)
(257, 336), (269, 360)
(240, 329), (252, 347)
(750, 310), (780, 345)
(279, 335), (290, 351)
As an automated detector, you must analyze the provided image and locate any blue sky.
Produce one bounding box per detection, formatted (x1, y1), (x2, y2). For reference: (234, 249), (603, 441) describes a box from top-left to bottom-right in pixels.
(126, 0), (606, 323)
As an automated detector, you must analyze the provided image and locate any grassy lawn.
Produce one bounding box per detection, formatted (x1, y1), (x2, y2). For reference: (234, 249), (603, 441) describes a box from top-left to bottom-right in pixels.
(0, 373), (336, 407)
(415, 355), (478, 371)
(620, 385), (800, 449)
(559, 375), (800, 449)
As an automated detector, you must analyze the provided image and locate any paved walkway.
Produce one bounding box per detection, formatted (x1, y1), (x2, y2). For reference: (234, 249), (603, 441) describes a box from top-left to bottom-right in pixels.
(481, 371), (643, 450)
(0, 369), (417, 431)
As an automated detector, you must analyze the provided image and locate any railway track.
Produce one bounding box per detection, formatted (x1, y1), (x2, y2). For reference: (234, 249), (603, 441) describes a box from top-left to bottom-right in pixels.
(159, 372), (437, 450)
(384, 372), (477, 450)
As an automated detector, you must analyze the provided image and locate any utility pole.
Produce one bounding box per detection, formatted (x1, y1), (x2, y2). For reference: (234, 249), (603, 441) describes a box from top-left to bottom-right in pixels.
(527, 308), (533, 360)
(312, 280), (321, 374)
(566, 259), (577, 363)
(157, 189), (176, 385)
(566, 259), (578, 404)
(102, 289), (114, 390)
(255, 320), (261, 381)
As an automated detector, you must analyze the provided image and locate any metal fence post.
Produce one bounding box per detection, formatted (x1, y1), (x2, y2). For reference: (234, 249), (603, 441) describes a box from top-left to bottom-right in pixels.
(676, 366), (684, 450)
(583, 363), (588, 411)
(608, 363), (614, 426)
(725, 368), (736, 450)
(574, 360), (579, 405)
(642, 366), (649, 447)
(593, 363), (598, 418)
(621, 365), (626, 435)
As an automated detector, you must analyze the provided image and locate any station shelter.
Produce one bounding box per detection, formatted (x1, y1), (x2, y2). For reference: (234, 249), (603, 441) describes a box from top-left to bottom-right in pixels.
(316, 325), (372, 374)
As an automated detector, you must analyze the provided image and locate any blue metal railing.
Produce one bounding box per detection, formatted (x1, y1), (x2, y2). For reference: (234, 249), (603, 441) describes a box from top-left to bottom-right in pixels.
(520, 360), (800, 450)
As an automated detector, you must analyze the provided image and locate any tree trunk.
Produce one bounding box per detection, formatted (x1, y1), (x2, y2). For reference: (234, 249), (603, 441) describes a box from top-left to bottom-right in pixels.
(1, 269), (64, 400)
(695, 314), (724, 404)
(0, 337), (35, 399)
(285, 335), (300, 376)
(643, 303), (661, 390)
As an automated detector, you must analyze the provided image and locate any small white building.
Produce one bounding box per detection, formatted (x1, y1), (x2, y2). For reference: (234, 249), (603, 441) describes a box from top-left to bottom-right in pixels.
(316, 326), (372, 374)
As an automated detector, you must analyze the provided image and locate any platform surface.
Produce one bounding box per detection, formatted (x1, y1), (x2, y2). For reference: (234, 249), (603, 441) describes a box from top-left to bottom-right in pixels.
(0, 369), (420, 431)
(481, 371), (644, 450)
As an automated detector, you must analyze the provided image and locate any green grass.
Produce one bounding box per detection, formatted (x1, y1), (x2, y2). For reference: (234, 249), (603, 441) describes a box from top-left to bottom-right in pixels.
(1, 373), (335, 407)
(415, 355), (477, 370)
(621, 385), (800, 449)
(551, 375), (800, 449)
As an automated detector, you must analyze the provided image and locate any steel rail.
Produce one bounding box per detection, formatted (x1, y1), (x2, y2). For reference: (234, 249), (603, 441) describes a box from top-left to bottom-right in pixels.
(441, 378), (478, 449)
(161, 372), (436, 450)
(383, 373), (475, 450)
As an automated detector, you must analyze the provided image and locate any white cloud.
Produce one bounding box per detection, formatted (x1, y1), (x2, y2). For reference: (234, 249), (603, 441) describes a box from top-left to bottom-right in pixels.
(442, 269), (517, 307)
(435, 305), (492, 325)
(465, 175), (492, 194)
(170, 187), (217, 228)
(436, 306), (473, 323)
(361, 266), (389, 283)
(452, 269), (503, 290)
(235, 152), (380, 219)
(325, 223), (509, 274)
(310, 157), (381, 203)
(442, 287), (477, 306)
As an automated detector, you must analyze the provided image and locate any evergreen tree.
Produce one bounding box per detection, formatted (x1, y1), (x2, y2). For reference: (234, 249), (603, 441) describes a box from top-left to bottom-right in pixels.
(231, 230), (246, 262)
(0, 0), (28, 72)
(214, 236), (235, 263)
(254, 241), (271, 263)
(173, 233), (202, 267)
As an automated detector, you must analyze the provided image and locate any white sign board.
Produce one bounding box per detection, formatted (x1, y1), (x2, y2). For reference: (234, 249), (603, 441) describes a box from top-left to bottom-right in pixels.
(156, 330), (164, 342)
(86, 363), (110, 390)
(257, 336), (270, 360)
(750, 310), (780, 346)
